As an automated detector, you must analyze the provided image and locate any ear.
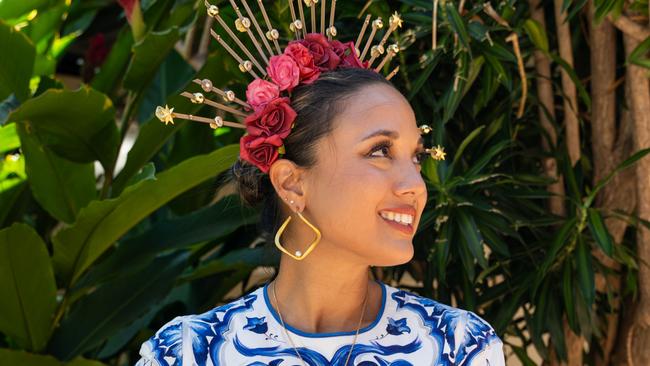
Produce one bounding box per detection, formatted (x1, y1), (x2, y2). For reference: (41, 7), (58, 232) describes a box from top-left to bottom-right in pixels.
(268, 158), (306, 209)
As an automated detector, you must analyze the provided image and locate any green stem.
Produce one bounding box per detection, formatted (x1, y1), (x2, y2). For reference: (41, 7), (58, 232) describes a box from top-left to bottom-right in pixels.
(99, 92), (138, 199)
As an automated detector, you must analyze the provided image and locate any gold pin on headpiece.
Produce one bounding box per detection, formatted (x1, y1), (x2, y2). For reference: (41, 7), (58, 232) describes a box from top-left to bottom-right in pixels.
(426, 145), (447, 161)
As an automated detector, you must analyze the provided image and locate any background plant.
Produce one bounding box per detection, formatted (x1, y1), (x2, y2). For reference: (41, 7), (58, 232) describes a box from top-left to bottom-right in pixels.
(0, 0), (649, 365)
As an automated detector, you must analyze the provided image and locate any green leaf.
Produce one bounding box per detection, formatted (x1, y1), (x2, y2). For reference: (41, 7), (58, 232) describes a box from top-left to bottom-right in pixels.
(550, 52), (592, 111)
(182, 247), (275, 282)
(9, 87), (119, 171)
(510, 345), (537, 366)
(533, 217), (576, 297)
(585, 147), (650, 208)
(450, 125), (485, 175)
(75, 194), (258, 288)
(563, 259), (577, 332)
(593, 0), (623, 23)
(0, 0), (50, 20)
(575, 236), (595, 305)
(52, 144), (239, 286)
(587, 208), (613, 256)
(0, 123), (20, 154)
(445, 2), (470, 50)
(407, 50), (440, 100)
(523, 18), (549, 52)
(123, 27), (181, 92)
(628, 36), (650, 70)
(16, 122), (96, 224)
(467, 20), (489, 43)
(48, 252), (190, 360)
(456, 209), (488, 269)
(91, 27), (133, 95)
(0, 182), (27, 226)
(0, 223), (57, 352)
(441, 51), (470, 124)
(0, 349), (106, 366)
(0, 20), (35, 102)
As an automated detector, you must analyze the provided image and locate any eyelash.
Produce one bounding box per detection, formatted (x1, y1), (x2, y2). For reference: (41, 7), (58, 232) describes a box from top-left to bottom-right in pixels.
(368, 140), (428, 165)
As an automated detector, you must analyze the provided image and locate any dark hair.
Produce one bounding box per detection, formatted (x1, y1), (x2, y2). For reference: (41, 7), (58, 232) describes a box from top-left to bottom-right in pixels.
(228, 67), (395, 242)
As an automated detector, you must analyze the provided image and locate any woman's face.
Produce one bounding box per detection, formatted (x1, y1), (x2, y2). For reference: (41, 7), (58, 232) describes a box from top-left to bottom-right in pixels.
(301, 83), (428, 266)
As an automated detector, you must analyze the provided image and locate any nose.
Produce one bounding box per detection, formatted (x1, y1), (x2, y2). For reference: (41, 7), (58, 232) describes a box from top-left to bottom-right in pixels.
(394, 160), (427, 201)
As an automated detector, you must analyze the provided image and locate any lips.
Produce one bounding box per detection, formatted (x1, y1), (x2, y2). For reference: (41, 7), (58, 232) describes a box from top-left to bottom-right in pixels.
(378, 212), (415, 235)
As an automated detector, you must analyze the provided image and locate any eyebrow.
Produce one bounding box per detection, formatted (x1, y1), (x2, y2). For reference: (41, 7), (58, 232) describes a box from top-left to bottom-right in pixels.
(360, 129), (424, 146)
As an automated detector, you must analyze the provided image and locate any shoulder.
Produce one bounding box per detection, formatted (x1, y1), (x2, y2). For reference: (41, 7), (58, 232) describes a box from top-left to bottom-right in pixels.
(385, 284), (505, 366)
(135, 287), (263, 366)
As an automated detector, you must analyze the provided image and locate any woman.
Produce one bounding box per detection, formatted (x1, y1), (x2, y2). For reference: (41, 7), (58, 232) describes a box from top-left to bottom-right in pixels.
(136, 67), (505, 365)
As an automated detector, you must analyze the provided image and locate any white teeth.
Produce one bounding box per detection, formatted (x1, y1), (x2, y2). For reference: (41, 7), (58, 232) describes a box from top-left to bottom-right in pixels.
(380, 211), (414, 226)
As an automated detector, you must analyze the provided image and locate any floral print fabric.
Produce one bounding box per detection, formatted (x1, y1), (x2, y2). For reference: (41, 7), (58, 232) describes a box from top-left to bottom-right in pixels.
(135, 280), (505, 365)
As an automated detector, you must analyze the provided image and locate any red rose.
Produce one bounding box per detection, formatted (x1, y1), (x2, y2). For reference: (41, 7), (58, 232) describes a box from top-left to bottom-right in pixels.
(283, 43), (320, 84)
(267, 54), (300, 91)
(330, 40), (367, 69)
(240, 134), (284, 173)
(295, 33), (340, 71)
(246, 79), (280, 113)
(244, 97), (296, 139)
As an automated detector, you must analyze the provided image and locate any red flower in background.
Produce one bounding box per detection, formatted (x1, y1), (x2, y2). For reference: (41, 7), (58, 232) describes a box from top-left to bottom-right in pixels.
(117, 0), (139, 22)
(85, 33), (109, 66)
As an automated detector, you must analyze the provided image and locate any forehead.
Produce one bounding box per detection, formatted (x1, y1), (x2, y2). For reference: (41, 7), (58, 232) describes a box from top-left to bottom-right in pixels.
(331, 83), (418, 140)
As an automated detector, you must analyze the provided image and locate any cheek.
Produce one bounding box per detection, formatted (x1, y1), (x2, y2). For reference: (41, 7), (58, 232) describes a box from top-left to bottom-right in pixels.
(315, 164), (388, 231)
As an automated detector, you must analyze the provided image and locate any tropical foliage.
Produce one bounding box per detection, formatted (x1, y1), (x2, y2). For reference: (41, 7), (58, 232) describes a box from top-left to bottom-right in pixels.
(1, 0), (649, 365)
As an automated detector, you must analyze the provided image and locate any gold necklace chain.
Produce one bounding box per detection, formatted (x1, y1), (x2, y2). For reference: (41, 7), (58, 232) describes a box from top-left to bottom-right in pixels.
(270, 281), (370, 366)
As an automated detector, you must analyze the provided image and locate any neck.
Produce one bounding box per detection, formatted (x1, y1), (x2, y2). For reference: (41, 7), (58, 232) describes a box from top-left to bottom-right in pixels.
(269, 243), (382, 334)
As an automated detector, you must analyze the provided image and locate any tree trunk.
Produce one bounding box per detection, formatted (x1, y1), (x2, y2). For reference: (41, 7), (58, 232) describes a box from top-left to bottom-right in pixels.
(529, 0), (565, 218)
(553, 0), (583, 364)
(618, 29), (650, 366)
(554, 0), (581, 166)
(588, 2), (625, 365)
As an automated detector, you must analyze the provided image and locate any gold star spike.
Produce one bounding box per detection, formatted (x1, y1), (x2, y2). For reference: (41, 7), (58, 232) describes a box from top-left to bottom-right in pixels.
(155, 105), (175, 125)
(389, 11), (403, 29)
(427, 145), (446, 161)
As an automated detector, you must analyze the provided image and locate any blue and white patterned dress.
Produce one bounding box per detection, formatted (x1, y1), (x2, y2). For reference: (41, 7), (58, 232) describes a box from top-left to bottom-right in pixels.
(135, 280), (505, 365)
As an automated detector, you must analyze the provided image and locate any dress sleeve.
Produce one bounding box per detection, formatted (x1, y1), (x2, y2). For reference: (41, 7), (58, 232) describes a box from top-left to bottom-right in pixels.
(464, 311), (506, 366)
(134, 316), (186, 366)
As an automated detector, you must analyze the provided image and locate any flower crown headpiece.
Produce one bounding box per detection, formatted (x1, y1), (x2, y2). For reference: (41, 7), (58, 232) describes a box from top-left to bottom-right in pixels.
(155, 0), (446, 173)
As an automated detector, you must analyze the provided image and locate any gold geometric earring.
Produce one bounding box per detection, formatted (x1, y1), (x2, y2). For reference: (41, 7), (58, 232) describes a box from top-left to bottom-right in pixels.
(275, 199), (321, 260)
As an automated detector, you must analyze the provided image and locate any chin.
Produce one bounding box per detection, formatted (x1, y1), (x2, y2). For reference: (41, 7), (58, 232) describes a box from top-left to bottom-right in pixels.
(370, 242), (414, 267)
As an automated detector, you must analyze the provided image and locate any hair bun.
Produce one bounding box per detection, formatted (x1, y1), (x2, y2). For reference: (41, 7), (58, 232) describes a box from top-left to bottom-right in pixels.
(231, 158), (272, 207)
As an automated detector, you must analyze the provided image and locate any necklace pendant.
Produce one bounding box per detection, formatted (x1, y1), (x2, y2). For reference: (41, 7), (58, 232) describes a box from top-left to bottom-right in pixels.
(295, 250), (302, 257)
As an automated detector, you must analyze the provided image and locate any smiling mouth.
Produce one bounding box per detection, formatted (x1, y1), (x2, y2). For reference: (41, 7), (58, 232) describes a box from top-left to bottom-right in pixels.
(378, 213), (414, 235)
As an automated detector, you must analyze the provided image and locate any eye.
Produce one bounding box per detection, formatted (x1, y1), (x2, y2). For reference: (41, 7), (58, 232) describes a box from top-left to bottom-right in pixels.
(368, 141), (392, 159)
(368, 141), (428, 166)
(414, 151), (428, 165)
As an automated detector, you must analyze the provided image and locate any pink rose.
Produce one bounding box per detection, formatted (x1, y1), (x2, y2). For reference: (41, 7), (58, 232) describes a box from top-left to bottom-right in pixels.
(267, 55), (300, 91)
(296, 33), (340, 71)
(246, 79), (280, 113)
(283, 43), (320, 84)
(239, 134), (284, 173)
(244, 97), (296, 139)
(330, 40), (367, 69)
